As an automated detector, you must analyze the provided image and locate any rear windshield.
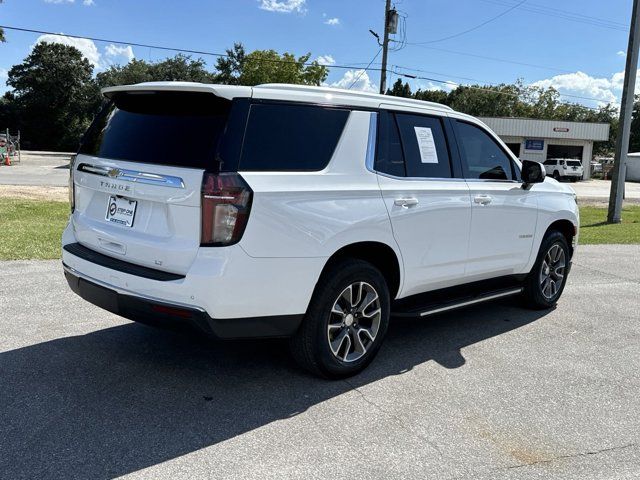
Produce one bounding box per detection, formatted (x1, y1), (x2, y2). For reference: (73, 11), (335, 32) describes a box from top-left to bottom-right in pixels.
(567, 160), (582, 166)
(79, 91), (231, 169)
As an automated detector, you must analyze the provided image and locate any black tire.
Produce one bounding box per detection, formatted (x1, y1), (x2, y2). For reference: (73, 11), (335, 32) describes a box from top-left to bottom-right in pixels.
(553, 171), (561, 181)
(522, 231), (570, 309)
(289, 259), (390, 379)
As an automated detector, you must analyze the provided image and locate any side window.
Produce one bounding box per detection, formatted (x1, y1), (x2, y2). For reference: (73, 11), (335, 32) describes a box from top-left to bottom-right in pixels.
(375, 111), (406, 177)
(240, 103), (349, 171)
(395, 113), (452, 178)
(543, 160), (554, 166)
(455, 121), (515, 181)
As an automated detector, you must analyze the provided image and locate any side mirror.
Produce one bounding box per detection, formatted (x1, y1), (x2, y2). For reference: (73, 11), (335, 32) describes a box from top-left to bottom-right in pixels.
(521, 160), (545, 188)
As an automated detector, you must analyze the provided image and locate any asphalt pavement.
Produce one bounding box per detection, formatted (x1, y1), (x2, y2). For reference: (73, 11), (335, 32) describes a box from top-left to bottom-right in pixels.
(571, 179), (640, 203)
(0, 151), (72, 187)
(0, 245), (639, 479)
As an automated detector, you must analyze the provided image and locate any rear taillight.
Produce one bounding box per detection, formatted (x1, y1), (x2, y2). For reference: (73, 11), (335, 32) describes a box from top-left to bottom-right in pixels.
(201, 172), (252, 246)
(69, 154), (76, 213)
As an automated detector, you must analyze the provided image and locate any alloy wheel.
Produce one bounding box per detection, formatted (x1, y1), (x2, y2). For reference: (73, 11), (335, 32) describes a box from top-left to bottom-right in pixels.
(327, 282), (382, 362)
(539, 243), (566, 300)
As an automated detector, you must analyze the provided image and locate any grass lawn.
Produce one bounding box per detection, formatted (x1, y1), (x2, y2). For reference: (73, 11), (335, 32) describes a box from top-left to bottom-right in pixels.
(0, 198), (69, 260)
(579, 205), (640, 245)
(0, 198), (638, 260)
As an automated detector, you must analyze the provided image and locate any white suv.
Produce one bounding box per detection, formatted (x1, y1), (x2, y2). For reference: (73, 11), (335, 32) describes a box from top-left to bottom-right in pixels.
(63, 82), (579, 378)
(543, 158), (584, 182)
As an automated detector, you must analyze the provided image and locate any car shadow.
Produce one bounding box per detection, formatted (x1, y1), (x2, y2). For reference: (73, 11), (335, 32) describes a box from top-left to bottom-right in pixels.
(0, 298), (550, 479)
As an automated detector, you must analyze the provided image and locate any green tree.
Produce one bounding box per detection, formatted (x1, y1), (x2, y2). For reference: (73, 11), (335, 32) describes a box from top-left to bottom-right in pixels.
(97, 54), (216, 88)
(7, 42), (99, 150)
(387, 78), (412, 98)
(214, 43), (246, 85)
(238, 50), (328, 86)
(413, 88), (450, 105)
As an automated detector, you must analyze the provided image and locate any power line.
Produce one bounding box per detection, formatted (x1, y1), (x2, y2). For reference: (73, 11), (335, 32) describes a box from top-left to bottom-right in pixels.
(403, 43), (582, 75)
(0, 24), (380, 72)
(349, 48), (383, 90)
(0, 23), (604, 81)
(0, 24), (614, 109)
(1, 25), (229, 59)
(409, 0), (527, 45)
(478, 0), (628, 31)
(392, 64), (612, 103)
(390, 69), (606, 110)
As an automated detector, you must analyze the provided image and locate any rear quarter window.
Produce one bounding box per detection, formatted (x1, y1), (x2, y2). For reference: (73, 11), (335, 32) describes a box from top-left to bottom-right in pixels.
(239, 103), (350, 171)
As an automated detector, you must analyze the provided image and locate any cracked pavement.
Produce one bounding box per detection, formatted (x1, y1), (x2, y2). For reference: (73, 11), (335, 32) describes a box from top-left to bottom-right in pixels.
(0, 244), (639, 479)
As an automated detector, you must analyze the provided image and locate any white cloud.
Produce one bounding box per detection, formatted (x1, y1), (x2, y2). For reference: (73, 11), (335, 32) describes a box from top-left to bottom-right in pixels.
(259, 0), (306, 13)
(533, 71), (614, 103)
(0, 69), (8, 95)
(617, 50), (626, 57)
(105, 44), (135, 63)
(330, 69), (378, 93)
(34, 35), (134, 69)
(611, 71), (626, 90)
(83, 0), (95, 4)
(316, 55), (335, 66)
(35, 34), (101, 67)
(531, 70), (640, 106)
(417, 80), (457, 92)
(324, 17), (340, 26)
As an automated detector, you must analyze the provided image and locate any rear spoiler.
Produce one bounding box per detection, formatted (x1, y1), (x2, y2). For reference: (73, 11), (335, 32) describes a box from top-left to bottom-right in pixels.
(101, 83), (252, 101)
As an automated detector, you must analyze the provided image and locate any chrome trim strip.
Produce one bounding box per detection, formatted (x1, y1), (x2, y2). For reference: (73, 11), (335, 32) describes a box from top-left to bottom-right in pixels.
(419, 288), (523, 317)
(77, 163), (185, 189)
(465, 178), (522, 184)
(374, 171), (468, 182)
(365, 112), (378, 172)
(63, 262), (206, 313)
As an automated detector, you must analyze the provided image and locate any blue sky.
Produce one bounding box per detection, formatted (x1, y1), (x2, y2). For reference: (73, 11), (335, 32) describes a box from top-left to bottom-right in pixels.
(0, 0), (634, 107)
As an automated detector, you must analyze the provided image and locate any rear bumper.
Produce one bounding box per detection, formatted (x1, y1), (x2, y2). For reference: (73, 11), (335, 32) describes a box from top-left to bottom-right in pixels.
(62, 221), (325, 321)
(63, 263), (303, 339)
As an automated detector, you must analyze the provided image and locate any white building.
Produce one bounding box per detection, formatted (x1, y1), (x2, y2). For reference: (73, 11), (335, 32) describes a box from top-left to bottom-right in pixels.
(479, 117), (610, 180)
(626, 153), (640, 182)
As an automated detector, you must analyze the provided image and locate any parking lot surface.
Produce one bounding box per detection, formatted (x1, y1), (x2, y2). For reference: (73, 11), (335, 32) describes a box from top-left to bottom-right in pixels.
(0, 151), (71, 187)
(0, 245), (639, 479)
(571, 179), (640, 203)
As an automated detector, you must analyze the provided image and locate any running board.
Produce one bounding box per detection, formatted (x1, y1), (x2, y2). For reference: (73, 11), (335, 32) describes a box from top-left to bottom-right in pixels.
(392, 281), (524, 319)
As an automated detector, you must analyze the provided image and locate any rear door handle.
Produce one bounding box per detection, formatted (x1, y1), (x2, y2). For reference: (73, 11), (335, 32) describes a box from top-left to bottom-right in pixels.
(394, 197), (419, 208)
(473, 194), (492, 205)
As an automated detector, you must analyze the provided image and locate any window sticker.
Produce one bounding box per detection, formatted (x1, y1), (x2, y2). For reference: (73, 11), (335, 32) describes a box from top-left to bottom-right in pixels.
(413, 126), (438, 164)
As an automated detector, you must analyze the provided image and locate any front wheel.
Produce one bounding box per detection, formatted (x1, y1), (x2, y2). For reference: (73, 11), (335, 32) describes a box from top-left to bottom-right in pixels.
(289, 259), (390, 378)
(522, 231), (570, 309)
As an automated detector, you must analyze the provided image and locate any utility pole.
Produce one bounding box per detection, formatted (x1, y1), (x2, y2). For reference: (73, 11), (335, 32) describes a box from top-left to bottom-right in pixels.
(608, 0), (640, 223)
(379, 0), (392, 94)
